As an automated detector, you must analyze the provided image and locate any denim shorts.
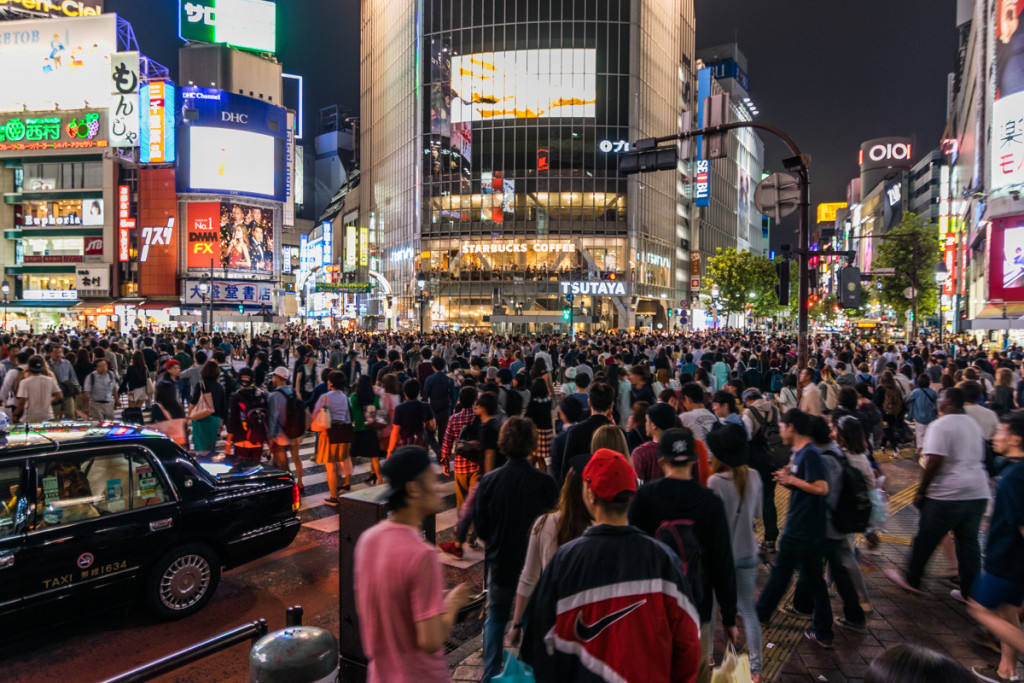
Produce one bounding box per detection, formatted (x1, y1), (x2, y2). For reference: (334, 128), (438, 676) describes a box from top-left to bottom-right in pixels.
(972, 572), (1024, 610)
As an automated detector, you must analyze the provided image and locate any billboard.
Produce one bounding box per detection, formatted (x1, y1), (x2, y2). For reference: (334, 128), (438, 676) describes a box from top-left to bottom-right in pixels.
(137, 168), (178, 298)
(0, 14), (116, 113)
(180, 0), (276, 54)
(182, 279), (273, 305)
(994, 0), (1024, 190)
(186, 200), (275, 275)
(0, 0), (103, 17)
(177, 86), (287, 201)
(0, 108), (106, 152)
(140, 80), (175, 163)
(990, 218), (1024, 301)
(21, 198), (102, 226)
(449, 49), (596, 122)
(109, 51), (139, 148)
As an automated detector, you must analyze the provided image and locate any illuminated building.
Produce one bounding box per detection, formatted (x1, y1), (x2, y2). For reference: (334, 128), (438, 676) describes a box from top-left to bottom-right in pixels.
(361, 0), (696, 332)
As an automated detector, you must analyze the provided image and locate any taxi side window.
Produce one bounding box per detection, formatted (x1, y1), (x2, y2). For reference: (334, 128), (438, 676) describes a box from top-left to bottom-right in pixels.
(129, 450), (168, 508)
(0, 464), (27, 538)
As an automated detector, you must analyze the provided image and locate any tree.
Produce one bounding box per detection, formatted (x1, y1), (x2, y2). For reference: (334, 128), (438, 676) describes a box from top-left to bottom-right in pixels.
(705, 248), (779, 317)
(873, 212), (941, 325)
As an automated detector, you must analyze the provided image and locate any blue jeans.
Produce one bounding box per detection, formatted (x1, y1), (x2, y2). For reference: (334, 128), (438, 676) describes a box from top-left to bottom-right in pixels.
(756, 535), (834, 641)
(906, 497), (987, 597)
(483, 577), (515, 682)
(735, 555), (763, 675)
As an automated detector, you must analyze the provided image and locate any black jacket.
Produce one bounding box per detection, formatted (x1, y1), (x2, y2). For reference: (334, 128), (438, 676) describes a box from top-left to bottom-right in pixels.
(563, 414), (614, 461)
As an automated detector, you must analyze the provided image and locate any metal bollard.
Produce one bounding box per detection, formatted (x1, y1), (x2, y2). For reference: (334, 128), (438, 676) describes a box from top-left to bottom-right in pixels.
(250, 626), (339, 682)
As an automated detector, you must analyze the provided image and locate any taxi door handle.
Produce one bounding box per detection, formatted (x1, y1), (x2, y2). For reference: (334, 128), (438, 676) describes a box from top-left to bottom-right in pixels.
(0, 554), (13, 569)
(149, 518), (173, 531)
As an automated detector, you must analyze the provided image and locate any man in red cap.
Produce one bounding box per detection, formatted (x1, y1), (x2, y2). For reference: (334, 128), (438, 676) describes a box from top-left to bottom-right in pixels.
(521, 448), (701, 683)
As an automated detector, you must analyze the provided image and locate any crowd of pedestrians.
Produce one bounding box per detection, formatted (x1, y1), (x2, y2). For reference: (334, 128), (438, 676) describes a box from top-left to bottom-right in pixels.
(1, 325), (1022, 682)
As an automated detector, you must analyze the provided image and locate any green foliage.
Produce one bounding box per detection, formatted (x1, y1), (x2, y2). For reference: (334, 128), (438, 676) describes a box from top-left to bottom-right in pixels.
(873, 212), (940, 319)
(705, 247), (780, 316)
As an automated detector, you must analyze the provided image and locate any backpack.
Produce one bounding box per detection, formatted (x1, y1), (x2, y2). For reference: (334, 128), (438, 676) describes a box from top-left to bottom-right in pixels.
(453, 416), (485, 465)
(278, 388), (308, 439)
(821, 379), (840, 412)
(241, 392), (269, 445)
(749, 405), (791, 468)
(769, 371), (784, 394)
(655, 519), (705, 606)
(821, 447), (872, 534)
(882, 386), (903, 417)
(503, 386), (524, 417)
(219, 365), (238, 397)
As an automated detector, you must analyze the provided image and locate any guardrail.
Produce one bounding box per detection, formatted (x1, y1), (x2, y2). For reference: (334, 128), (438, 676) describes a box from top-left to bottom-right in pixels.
(101, 606), (304, 683)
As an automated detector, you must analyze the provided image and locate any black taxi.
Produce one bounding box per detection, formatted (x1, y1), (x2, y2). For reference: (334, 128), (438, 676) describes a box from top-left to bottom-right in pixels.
(0, 422), (300, 633)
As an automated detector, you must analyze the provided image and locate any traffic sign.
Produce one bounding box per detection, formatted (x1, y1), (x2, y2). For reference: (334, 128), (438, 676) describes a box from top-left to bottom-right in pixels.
(565, 293), (575, 303)
(679, 299), (687, 307)
(754, 172), (800, 222)
(873, 268), (896, 276)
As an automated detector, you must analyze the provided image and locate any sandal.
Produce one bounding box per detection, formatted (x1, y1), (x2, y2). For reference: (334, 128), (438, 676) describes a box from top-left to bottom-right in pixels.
(324, 497), (339, 506)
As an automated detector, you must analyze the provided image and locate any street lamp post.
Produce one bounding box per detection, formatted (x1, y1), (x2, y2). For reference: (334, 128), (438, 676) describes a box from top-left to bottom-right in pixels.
(2, 281), (9, 330)
(198, 279), (209, 334)
(417, 278), (426, 336)
(710, 284), (720, 329)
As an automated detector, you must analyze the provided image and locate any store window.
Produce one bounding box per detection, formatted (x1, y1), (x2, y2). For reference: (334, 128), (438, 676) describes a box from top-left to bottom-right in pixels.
(24, 275), (76, 291)
(21, 199), (104, 227)
(22, 236), (87, 263)
(21, 161), (103, 191)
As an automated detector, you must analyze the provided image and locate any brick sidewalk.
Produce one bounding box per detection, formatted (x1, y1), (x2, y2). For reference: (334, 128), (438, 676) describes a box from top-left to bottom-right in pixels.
(451, 452), (1008, 682)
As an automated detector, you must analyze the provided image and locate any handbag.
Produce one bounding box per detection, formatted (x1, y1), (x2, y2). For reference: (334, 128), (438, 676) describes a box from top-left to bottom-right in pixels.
(153, 403), (188, 447)
(328, 421), (355, 444)
(710, 644), (753, 683)
(364, 404), (390, 431)
(492, 651), (535, 683)
(188, 385), (215, 422)
(311, 405), (332, 432)
(146, 377), (155, 395)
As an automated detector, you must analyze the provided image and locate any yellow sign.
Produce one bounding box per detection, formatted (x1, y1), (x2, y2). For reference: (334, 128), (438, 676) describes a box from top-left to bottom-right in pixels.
(0, 0), (103, 17)
(359, 227), (369, 266)
(817, 202), (848, 224)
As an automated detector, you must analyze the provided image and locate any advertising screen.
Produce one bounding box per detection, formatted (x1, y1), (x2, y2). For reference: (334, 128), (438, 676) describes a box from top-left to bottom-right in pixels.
(180, 0), (276, 54)
(989, 217), (1024, 302)
(449, 49), (595, 122)
(0, 14), (116, 113)
(189, 127), (276, 197)
(994, 0), (1024, 189)
(140, 80), (175, 163)
(187, 201), (274, 275)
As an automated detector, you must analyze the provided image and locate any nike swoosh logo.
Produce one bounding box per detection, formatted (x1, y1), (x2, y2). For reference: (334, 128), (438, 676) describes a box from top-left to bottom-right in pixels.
(574, 599), (646, 642)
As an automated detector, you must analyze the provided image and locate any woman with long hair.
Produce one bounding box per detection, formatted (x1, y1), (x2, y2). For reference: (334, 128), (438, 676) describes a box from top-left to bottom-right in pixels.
(313, 370), (354, 506)
(875, 371), (905, 453)
(590, 423), (629, 456)
(507, 460), (591, 648)
(376, 373), (402, 456)
(530, 356), (555, 399)
(991, 367), (1017, 417)
(626, 400), (650, 452)
(706, 423), (763, 683)
(350, 374), (383, 485)
(188, 360), (226, 453)
(122, 350), (150, 409)
(524, 377), (553, 471)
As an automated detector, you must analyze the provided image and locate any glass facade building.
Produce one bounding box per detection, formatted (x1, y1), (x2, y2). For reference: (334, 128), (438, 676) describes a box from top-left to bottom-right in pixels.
(361, 0), (695, 331)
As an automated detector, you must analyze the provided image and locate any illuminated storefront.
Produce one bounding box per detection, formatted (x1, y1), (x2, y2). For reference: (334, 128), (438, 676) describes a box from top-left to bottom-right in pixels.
(362, 0), (694, 331)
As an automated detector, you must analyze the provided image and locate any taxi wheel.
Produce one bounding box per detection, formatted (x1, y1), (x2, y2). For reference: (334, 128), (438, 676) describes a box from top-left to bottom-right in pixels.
(145, 543), (222, 619)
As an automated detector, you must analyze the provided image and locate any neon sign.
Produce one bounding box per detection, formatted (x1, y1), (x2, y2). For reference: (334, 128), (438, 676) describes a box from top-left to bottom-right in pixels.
(0, 112), (106, 150)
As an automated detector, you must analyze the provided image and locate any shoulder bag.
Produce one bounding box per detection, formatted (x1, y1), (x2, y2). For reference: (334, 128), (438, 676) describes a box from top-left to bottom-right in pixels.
(153, 403), (188, 447)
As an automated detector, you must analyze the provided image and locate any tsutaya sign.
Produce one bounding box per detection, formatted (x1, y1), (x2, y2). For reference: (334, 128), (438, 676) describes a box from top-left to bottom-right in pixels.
(462, 242), (575, 255)
(560, 281), (627, 296)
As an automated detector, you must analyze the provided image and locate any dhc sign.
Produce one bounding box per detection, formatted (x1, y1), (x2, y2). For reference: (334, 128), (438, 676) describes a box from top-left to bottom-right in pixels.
(560, 281), (627, 296)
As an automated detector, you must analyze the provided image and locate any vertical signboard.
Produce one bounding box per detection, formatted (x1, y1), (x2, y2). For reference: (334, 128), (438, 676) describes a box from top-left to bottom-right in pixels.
(141, 81), (175, 163)
(118, 184), (132, 262)
(322, 222), (332, 267)
(137, 168), (179, 297)
(109, 52), (139, 148)
(943, 232), (956, 296)
(284, 110), (295, 227)
(282, 246), (291, 274)
(695, 67), (712, 208)
(993, 6), (1024, 190)
(299, 233), (308, 272)
(359, 226), (369, 266)
(345, 225), (357, 267)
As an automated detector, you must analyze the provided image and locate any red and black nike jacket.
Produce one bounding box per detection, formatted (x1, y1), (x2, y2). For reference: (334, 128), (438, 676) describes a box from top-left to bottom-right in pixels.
(521, 524), (702, 683)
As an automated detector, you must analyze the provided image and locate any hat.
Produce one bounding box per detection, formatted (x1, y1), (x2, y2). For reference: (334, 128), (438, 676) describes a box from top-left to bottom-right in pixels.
(380, 446), (433, 500)
(486, 366), (498, 379)
(741, 388), (763, 402)
(27, 356), (45, 373)
(238, 367), (255, 385)
(658, 428), (697, 464)
(272, 366), (290, 380)
(583, 448), (637, 501)
(164, 359), (180, 371)
(564, 366), (577, 380)
(705, 422), (749, 468)
(646, 402), (678, 431)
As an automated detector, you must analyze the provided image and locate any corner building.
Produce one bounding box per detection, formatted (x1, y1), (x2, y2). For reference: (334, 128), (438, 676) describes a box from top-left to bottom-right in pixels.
(361, 0), (695, 332)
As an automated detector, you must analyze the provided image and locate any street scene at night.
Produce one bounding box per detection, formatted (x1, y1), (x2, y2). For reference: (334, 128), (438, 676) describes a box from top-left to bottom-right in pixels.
(0, 1), (1023, 682)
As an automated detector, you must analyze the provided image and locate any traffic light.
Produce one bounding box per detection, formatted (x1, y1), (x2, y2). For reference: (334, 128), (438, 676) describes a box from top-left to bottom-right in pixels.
(667, 308), (673, 317)
(838, 266), (862, 308)
(562, 306), (571, 321)
(775, 261), (790, 306)
(238, 303), (244, 314)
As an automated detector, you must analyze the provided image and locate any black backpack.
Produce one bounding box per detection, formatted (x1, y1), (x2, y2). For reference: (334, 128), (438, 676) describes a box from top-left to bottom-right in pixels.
(749, 406), (791, 468)
(822, 447), (872, 534)
(239, 390), (269, 444)
(655, 519), (705, 606)
(453, 416), (484, 465)
(277, 388), (308, 439)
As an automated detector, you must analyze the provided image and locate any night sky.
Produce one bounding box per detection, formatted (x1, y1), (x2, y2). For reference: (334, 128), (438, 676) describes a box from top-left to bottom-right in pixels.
(107, 0), (957, 248)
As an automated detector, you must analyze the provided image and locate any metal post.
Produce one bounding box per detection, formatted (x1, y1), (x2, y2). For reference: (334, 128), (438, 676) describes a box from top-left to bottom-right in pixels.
(912, 231), (919, 342)
(796, 162), (811, 368)
(209, 259), (214, 335)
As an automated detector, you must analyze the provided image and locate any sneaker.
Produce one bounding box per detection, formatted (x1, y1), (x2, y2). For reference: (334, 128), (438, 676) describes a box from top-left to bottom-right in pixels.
(864, 530), (880, 550)
(438, 542), (463, 559)
(835, 617), (868, 634)
(951, 589), (968, 605)
(972, 664), (1021, 682)
(780, 602), (813, 619)
(804, 630), (834, 649)
(883, 568), (925, 594)
(323, 497), (339, 507)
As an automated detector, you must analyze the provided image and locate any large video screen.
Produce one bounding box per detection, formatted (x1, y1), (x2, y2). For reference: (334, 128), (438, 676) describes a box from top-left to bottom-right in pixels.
(449, 49), (596, 122)
(0, 14), (116, 113)
(186, 200), (275, 275)
(993, 0), (1024, 189)
(990, 217), (1024, 302)
(188, 127), (276, 198)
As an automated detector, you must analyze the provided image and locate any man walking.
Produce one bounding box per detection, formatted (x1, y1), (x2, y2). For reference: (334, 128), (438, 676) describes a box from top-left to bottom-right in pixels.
(885, 387), (991, 600)
(47, 344), (79, 420)
(797, 368), (823, 416)
(82, 358), (117, 421)
(14, 355), (62, 423)
(437, 386), (480, 560)
(267, 366), (296, 475)
(474, 417), (558, 682)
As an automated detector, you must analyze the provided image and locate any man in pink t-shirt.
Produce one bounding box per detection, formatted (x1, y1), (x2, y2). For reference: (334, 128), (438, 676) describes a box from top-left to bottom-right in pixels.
(355, 446), (471, 683)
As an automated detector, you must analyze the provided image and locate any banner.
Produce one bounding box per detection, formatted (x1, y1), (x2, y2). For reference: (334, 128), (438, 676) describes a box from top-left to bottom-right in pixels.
(219, 201), (275, 274)
(183, 279), (273, 305)
(186, 201), (221, 270)
(109, 51), (139, 148)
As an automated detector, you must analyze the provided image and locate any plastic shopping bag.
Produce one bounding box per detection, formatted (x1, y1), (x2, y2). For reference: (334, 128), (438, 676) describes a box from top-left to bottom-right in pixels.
(868, 486), (889, 528)
(492, 650), (536, 683)
(710, 644), (753, 683)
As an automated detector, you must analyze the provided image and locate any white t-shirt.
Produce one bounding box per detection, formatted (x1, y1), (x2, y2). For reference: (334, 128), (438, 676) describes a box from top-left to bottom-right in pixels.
(920, 413), (992, 502)
(16, 374), (58, 423)
(680, 408), (719, 442)
(964, 404), (1000, 440)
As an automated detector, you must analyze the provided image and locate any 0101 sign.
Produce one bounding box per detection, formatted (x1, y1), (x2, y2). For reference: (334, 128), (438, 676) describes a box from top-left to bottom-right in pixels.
(598, 139), (630, 153)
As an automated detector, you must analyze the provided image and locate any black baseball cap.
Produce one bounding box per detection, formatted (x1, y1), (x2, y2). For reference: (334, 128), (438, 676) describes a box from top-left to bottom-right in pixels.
(658, 428), (697, 464)
(238, 367), (255, 385)
(380, 446), (433, 500)
(705, 422), (749, 468)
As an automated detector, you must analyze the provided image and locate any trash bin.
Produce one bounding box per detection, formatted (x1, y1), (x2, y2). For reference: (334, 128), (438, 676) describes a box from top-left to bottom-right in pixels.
(250, 626), (339, 682)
